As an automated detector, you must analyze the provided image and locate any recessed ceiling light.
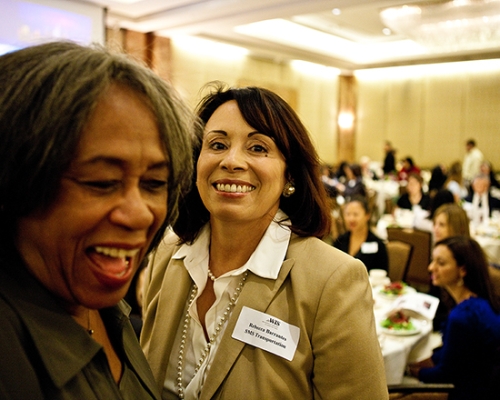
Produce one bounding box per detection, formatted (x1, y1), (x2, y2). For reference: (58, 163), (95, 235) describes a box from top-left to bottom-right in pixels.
(383, 28), (392, 35)
(332, 8), (341, 16)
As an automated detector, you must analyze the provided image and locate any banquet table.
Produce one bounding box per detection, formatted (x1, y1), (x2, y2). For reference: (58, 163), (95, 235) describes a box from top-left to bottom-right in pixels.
(365, 179), (400, 217)
(372, 289), (441, 385)
(471, 218), (500, 265)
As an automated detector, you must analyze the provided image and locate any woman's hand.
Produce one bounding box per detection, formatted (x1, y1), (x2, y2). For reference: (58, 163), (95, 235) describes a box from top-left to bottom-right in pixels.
(407, 358), (434, 378)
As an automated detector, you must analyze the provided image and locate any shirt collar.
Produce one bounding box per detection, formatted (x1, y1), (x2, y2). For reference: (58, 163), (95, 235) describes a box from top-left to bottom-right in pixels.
(173, 209), (291, 280)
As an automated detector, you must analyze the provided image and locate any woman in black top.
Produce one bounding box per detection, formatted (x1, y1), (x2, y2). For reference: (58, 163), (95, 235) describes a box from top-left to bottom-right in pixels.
(334, 196), (388, 272)
(397, 172), (431, 211)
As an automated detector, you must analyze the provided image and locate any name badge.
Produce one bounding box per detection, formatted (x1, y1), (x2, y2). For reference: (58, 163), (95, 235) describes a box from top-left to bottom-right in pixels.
(361, 241), (378, 254)
(232, 306), (300, 361)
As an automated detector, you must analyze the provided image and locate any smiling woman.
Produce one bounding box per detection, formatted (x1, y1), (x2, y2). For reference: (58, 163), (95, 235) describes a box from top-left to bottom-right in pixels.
(0, 41), (195, 398)
(141, 82), (389, 399)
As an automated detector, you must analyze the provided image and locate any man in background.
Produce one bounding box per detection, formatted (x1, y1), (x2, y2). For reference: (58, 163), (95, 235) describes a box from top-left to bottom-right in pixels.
(462, 139), (484, 189)
(382, 140), (396, 177)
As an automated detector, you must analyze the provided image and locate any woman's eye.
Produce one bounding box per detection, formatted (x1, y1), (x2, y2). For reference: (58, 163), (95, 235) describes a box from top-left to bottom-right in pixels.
(82, 180), (120, 191)
(208, 141), (226, 151)
(141, 180), (168, 192)
(250, 144), (267, 153)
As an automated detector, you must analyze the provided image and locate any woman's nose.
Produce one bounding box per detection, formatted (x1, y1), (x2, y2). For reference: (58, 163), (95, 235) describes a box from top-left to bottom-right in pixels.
(109, 187), (155, 230)
(220, 147), (247, 171)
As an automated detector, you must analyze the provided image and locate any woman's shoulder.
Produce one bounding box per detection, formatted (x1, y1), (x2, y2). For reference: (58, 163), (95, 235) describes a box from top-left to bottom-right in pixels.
(451, 297), (500, 323)
(288, 235), (367, 277)
(366, 230), (385, 244)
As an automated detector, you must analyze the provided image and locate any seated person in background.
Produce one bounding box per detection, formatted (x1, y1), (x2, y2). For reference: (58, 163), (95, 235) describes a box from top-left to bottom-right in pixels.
(428, 164), (448, 196)
(336, 163), (366, 201)
(397, 156), (421, 182)
(409, 237), (500, 400)
(360, 155), (379, 182)
(320, 163), (338, 198)
(433, 204), (470, 243)
(334, 160), (348, 183)
(414, 189), (455, 232)
(430, 203), (471, 329)
(334, 195), (388, 272)
(396, 172), (431, 211)
(445, 161), (468, 202)
(480, 160), (500, 189)
(464, 174), (500, 223)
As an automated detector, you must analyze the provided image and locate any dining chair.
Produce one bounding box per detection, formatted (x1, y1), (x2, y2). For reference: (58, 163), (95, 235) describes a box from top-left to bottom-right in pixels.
(388, 383), (453, 399)
(386, 227), (432, 292)
(386, 240), (413, 282)
(488, 264), (500, 299)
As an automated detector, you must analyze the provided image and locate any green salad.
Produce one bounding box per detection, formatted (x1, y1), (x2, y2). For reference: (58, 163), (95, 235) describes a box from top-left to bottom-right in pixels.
(380, 311), (415, 331)
(380, 281), (407, 296)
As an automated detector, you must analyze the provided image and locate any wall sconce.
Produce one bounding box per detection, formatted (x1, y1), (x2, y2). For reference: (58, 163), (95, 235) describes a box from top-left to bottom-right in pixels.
(338, 111), (354, 130)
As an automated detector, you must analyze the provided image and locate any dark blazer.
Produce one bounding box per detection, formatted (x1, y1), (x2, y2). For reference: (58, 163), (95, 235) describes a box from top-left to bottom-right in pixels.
(397, 192), (431, 211)
(334, 230), (389, 272)
(464, 192), (500, 216)
(141, 233), (389, 400)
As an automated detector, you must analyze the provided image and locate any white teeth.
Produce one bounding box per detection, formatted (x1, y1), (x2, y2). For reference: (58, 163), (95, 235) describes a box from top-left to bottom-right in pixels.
(94, 246), (139, 259)
(216, 183), (255, 193)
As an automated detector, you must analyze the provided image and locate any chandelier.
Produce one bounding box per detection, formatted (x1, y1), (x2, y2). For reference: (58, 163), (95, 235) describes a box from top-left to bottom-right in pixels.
(380, 0), (500, 53)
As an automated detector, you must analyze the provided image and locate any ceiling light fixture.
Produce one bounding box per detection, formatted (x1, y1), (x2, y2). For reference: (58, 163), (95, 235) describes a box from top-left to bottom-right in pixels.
(380, 0), (500, 53)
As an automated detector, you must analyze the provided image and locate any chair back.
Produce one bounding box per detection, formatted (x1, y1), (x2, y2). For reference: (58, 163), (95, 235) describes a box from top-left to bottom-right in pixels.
(488, 264), (500, 299)
(386, 227), (432, 292)
(386, 240), (413, 282)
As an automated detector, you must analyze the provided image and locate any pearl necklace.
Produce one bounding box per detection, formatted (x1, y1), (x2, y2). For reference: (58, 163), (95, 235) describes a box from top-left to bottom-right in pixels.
(176, 271), (248, 399)
(207, 267), (217, 282)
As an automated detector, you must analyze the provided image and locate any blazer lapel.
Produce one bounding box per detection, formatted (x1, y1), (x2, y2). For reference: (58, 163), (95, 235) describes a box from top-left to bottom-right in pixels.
(200, 258), (295, 400)
(146, 259), (192, 386)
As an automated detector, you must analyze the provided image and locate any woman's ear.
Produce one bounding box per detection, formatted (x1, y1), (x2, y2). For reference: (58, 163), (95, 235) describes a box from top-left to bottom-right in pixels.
(458, 265), (467, 279)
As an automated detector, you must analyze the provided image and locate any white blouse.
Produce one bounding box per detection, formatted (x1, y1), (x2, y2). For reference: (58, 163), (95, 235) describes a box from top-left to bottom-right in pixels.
(162, 210), (291, 400)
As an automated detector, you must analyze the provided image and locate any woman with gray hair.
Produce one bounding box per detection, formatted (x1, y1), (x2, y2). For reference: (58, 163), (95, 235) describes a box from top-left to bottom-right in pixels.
(0, 41), (195, 399)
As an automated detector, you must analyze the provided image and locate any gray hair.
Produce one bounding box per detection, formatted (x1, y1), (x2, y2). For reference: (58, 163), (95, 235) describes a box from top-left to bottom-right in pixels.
(0, 41), (196, 252)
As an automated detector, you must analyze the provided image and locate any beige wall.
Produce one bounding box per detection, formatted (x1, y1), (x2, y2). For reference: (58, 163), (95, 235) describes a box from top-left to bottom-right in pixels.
(356, 65), (500, 170)
(111, 31), (500, 172)
(168, 42), (339, 165)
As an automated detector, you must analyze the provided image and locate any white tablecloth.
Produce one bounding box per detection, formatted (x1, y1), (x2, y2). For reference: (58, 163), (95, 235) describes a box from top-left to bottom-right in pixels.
(373, 290), (440, 385)
(474, 235), (500, 265)
(366, 179), (400, 217)
(471, 219), (500, 265)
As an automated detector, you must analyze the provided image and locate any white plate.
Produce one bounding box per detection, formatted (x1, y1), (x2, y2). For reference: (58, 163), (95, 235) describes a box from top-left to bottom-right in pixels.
(380, 319), (422, 336)
(375, 284), (416, 299)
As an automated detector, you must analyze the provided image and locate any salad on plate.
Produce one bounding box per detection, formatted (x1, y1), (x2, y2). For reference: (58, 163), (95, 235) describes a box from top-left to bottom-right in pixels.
(380, 311), (420, 335)
(378, 281), (415, 297)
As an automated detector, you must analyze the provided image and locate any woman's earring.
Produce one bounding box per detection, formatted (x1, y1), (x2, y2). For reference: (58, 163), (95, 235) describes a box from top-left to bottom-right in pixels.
(282, 181), (296, 197)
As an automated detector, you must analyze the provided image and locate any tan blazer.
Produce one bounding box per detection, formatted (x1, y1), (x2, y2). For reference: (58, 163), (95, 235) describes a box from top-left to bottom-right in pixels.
(141, 233), (388, 399)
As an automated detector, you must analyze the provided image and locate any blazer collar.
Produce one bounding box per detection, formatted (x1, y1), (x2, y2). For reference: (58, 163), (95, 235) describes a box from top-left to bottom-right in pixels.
(145, 259), (193, 386)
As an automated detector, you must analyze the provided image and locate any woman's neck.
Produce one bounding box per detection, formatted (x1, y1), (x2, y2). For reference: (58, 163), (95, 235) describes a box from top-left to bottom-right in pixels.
(409, 192), (422, 204)
(447, 285), (476, 304)
(208, 217), (272, 276)
(351, 225), (369, 239)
